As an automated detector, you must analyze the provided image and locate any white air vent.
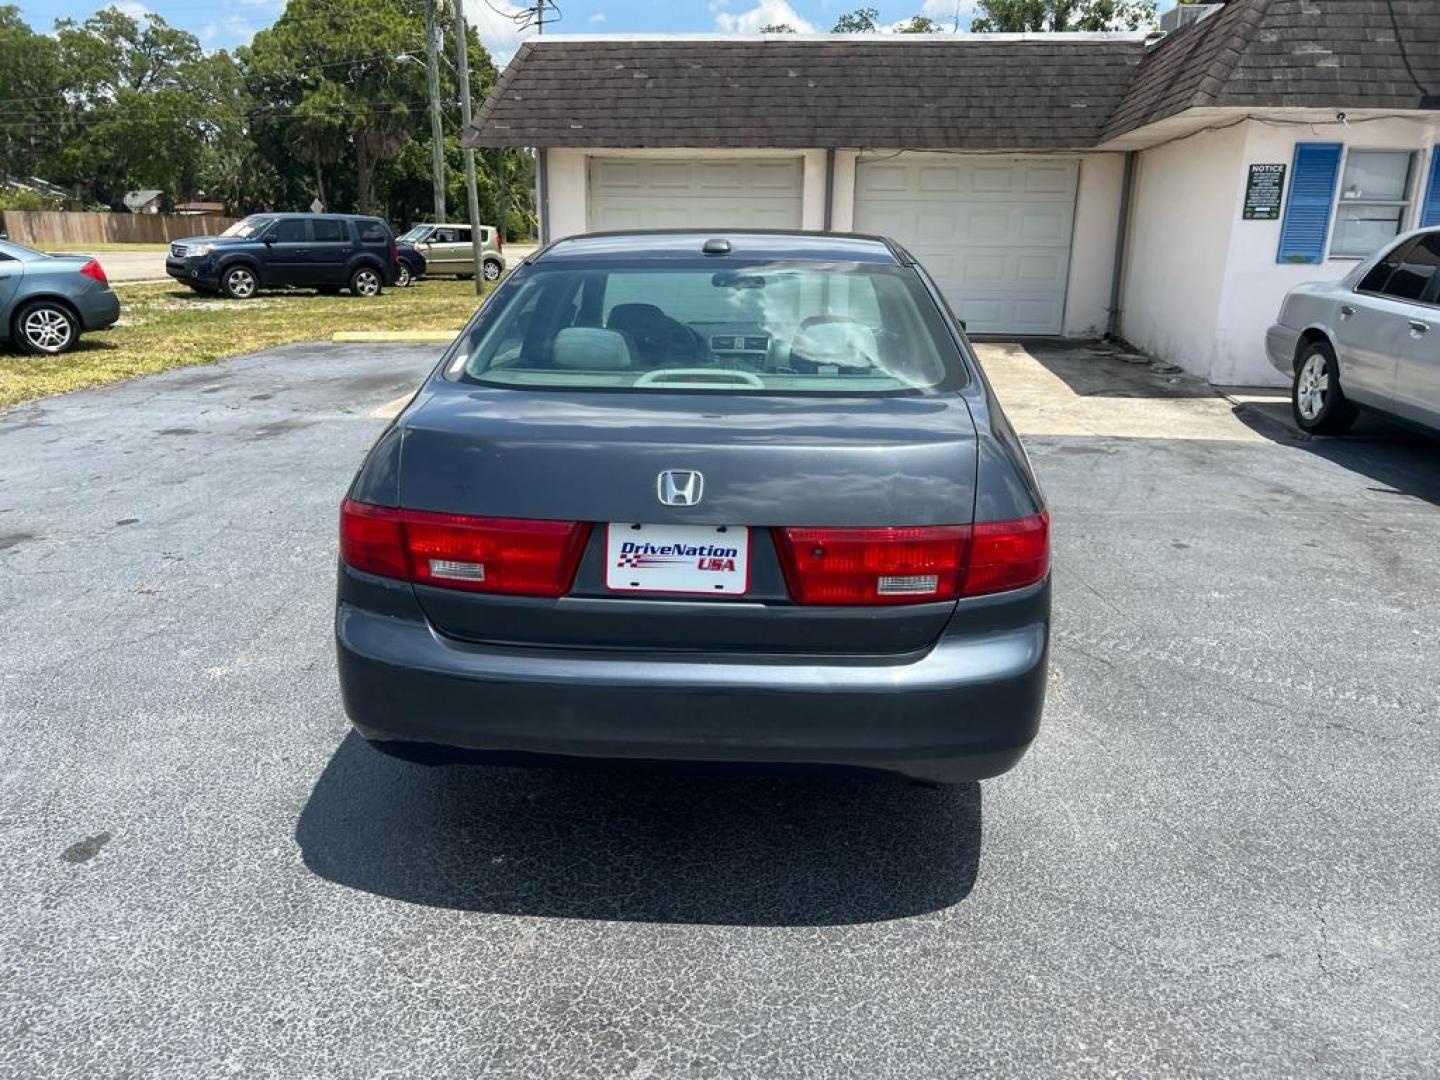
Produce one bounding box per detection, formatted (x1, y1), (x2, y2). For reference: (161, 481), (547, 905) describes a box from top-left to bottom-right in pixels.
(1159, 3), (1224, 32)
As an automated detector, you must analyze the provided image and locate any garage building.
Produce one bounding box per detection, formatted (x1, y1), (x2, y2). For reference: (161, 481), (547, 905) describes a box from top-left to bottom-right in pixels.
(467, 0), (1440, 386)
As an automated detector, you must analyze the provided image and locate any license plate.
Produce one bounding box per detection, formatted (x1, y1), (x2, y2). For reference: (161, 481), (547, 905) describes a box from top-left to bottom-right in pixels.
(605, 523), (750, 596)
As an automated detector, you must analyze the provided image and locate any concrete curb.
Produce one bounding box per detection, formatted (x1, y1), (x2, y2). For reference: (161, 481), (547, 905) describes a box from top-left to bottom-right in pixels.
(331, 331), (456, 343)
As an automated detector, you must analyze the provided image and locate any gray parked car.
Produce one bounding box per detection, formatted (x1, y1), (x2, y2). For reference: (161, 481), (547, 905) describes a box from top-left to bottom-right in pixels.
(395, 222), (505, 281)
(1268, 227), (1440, 435)
(0, 240), (120, 355)
(336, 230), (1051, 786)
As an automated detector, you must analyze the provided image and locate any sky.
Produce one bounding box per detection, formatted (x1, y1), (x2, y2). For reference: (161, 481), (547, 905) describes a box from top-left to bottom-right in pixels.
(13, 0), (1183, 65)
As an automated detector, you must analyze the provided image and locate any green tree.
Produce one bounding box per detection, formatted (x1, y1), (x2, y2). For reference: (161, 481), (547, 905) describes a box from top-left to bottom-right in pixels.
(48, 8), (212, 206)
(832, 7), (880, 32)
(970, 0), (1156, 32)
(243, 0), (427, 213)
(897, 14), (945, 32)
(0, 7), (64, 182)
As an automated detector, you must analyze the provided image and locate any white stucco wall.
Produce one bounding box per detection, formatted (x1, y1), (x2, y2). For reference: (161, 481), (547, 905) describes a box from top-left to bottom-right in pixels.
(1119, 121), (1248, 382)
(1064, 153), (1125, 337)
(1123, 114), (1440, 386)
(544, 148), (588, 240)
(1211, 116), (1440, 385)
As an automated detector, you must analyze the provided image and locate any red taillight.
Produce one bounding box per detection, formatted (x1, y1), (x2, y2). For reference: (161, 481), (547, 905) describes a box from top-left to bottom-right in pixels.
(80, 259), (108, 286)
(388, 240), (399, 267)
(339, 499), (589, 597)
(775, 512), (1049, 605)
(776, 525), (970, 606)
(963, 512), (1050, 597)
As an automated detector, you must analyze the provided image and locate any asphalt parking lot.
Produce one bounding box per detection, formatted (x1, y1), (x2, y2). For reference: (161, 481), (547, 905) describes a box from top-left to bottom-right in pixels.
(1, 341), (1437, 1079)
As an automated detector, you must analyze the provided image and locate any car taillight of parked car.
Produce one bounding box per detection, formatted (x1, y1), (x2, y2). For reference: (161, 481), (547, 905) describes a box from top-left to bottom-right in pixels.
(80, 259), (108, 286)
(389, 240), (399, 267)
(343, 499), (1050, 605)
(340, 499), (591, 597)
(774, 513), (1050, 605)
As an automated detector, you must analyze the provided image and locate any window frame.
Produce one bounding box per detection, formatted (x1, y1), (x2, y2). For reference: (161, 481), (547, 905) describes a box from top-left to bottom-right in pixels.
(266, 218), (311, 244)
(1326, 147), (1420, 260)
(1354, 231), (1440, 309)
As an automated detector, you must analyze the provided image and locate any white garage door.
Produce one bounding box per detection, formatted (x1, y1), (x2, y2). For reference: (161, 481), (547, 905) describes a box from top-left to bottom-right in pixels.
(588, 157), (804, 232)
(853, 157), (1078, 335)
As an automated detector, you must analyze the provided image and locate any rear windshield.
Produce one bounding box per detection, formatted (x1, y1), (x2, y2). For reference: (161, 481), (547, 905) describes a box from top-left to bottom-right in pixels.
(449, 261), (963, 394)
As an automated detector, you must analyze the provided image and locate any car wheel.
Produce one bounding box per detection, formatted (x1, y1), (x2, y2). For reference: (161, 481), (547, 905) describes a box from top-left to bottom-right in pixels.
(221, 265), (258, 300)
(1292, 341), (1358, 435)
(350, 266), (383, 297)
(482, 259), (502, 282)
(395, 263), (413, 288)
(14, 300), (79, 355)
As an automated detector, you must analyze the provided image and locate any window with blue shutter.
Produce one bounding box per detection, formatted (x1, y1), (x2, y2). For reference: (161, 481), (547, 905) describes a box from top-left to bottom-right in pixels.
(1420, 151), (1440, 228)
(1276, 142), (1343, 264)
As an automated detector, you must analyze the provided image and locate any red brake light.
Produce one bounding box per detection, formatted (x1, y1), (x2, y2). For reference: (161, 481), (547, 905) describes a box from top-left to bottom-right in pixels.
(389, 240), (399, 267)
(963, 512), (1050, 597)
(776, 526), (970, 605)
(80, 259), (108, 286)
(340, 499), (589, 597)
(775, 512), (1049, 605)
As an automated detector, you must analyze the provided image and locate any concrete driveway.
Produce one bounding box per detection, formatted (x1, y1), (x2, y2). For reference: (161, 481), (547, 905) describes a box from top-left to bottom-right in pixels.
(1, 342), (1436, 1078)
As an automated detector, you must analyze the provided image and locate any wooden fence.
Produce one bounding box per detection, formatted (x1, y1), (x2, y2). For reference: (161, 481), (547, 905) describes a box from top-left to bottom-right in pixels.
(0, 210), (238, 246)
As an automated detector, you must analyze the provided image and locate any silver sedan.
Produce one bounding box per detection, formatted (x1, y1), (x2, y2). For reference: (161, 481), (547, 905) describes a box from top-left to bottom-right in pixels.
(1267, 227), (1440, 435)
(0, 239), (122, 355)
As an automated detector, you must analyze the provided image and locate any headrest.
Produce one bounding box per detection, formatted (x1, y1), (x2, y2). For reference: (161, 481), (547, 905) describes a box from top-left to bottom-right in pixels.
(790, 321), (879, 370)
(552, 326), (633, 370)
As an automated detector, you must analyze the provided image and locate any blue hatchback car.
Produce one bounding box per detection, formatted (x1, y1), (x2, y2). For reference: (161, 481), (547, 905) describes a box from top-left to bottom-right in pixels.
(336, 230), (1050, 785)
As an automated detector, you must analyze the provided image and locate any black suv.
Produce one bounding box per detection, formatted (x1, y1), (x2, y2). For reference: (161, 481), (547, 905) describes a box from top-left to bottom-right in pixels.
(166, 213), (399, 299)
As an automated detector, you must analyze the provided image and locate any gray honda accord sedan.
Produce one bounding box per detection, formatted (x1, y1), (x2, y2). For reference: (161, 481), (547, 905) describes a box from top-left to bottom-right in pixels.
(336, 231), (1050, 785)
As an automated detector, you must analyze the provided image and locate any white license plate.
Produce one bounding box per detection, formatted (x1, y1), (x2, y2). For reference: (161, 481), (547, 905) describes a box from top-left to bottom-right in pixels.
(605, 523), (750, 596)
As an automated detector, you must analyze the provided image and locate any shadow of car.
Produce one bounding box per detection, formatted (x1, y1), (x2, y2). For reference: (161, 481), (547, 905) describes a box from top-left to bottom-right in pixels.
(296, 733), (982, 926)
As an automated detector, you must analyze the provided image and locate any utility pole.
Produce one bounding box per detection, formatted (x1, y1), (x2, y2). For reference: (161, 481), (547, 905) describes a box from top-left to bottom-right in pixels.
(423, 0), (446, 223)
(452, 0), (484, 294)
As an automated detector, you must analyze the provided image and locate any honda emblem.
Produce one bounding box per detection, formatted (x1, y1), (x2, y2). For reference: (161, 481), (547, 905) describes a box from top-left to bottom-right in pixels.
(657, 470), (704, 507)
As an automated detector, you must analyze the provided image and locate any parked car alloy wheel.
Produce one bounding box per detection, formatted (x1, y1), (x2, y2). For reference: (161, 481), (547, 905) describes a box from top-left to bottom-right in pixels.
(350, 267), (383, 297)
(1292, 342), (1357, 435)
(221, 266), (258, 300)
(482, 258), (502, 282)
(395, 263), (413, 288)
(15, 300), (78, 355)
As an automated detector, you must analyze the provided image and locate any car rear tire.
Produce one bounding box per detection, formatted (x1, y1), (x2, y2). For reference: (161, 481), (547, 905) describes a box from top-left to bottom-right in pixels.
(13, 300), (79, 355)
(220, 265), (259, 300)
(395, 263), (413, 288)
(349, 266), (383, 297)
(482, 259), (502, 282)
(1292, 341), (1357, 435)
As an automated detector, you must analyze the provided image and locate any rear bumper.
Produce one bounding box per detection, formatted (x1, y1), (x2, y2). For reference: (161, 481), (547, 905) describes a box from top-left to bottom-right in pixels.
(78, 290), (120, 331)
(1266, 323), (1300, 377)
(335, 588), (1048, 784)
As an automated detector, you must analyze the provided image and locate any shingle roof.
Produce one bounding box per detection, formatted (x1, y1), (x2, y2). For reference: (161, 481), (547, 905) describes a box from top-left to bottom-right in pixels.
(466, 1), (1440, 151)
(469, 36), (1147, 149)
(1103, 0), (1440, 140)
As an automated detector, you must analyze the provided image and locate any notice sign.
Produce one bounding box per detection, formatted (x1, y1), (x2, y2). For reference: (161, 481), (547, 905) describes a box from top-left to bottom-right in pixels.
(1243, 163), (1286, 220)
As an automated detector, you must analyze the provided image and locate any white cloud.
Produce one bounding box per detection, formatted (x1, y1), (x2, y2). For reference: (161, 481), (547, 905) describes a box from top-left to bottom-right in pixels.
(920, 0), (981, 28)
(714, 0), (816, 33)
(199, 14), (260, 47)
(588, 11), (606, 23)
(464, 0), (536, 67)
(113, 0), (154, 22)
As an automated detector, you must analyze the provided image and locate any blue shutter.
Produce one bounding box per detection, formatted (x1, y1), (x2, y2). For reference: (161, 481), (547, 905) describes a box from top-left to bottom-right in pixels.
(1420, 151), (1440, 228)
(1276, 142), (1343, 264)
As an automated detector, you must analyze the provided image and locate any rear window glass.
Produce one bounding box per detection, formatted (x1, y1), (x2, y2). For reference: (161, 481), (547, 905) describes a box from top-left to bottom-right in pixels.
(313, 218), (348, 243)
(450, 261), (961, 395)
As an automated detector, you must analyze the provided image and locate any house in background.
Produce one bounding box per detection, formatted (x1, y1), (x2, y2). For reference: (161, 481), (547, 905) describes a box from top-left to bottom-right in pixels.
(122, 190), (164, 214)
(465, 0), (1440, 387)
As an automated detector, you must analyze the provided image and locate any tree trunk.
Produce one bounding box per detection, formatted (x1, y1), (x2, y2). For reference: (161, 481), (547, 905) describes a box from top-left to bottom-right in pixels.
(354, 133), (373, 214)
(313, 149), (326, 211)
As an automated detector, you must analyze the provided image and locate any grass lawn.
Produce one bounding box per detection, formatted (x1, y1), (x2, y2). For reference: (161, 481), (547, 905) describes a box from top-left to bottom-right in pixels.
(0, 278), (489, 409)
(35, 242), (171, 253)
